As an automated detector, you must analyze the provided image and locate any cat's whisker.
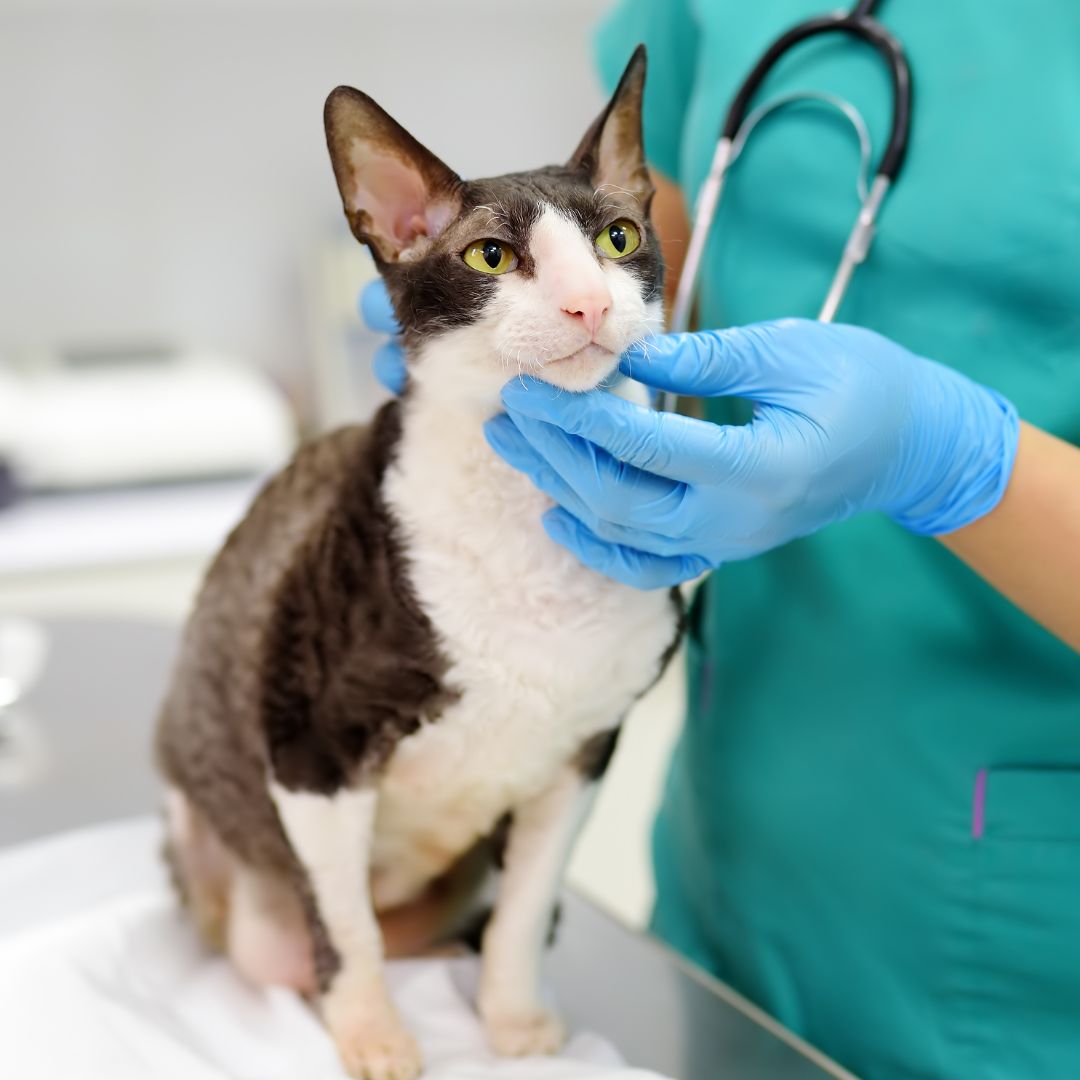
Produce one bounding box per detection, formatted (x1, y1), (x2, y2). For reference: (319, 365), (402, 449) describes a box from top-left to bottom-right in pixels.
(595, 183), (639, 208)
(474, 202), (511, 234)
(622, 333), (659, 382)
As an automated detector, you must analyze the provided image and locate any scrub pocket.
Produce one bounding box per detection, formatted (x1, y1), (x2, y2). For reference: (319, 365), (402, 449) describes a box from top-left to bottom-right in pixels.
(952, 766), (1080, 1079)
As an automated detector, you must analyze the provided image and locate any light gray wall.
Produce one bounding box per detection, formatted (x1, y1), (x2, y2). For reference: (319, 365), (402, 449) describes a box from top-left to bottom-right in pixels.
(0, 0), (612, 393)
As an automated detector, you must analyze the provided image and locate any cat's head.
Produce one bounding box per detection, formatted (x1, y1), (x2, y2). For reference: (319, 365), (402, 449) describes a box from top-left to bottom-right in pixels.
(325, 47), (661, 406)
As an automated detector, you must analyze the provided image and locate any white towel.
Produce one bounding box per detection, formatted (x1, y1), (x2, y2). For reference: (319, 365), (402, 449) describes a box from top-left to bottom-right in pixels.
(0, 819), (669, 1080)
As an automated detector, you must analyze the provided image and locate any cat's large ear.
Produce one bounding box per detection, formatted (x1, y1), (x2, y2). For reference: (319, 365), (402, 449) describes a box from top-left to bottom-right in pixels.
(568, 45), (653, 209)
(325, 87), (463, 264)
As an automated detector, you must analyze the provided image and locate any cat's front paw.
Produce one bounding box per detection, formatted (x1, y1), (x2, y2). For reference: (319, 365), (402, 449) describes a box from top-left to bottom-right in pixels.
(335, 1022), (423, 1080)
(483, 1005), (565, 1057)
(324, 993), (423, 1080)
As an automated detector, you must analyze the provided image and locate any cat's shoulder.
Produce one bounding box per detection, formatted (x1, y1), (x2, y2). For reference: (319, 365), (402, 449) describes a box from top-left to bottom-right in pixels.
(217, 403), (400, 555)
(259, 401), (402, 515)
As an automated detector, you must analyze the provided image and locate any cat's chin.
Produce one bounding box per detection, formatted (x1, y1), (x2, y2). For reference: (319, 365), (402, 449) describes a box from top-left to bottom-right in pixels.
(534, 343), (619, 393)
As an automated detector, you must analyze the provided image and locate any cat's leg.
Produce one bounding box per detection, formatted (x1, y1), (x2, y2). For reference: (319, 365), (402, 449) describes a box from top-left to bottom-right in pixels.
(478, 765), (597, 1057)
(163, 785), (234, 951)
(271, 783), (422, 1080)
(166, 785), (315, 991)
(226, 864), (315, 993)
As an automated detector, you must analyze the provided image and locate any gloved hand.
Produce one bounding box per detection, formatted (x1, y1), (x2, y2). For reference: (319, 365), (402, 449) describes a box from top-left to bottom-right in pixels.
(359, 279), (407, 394)
(483, 319), (1019, 589)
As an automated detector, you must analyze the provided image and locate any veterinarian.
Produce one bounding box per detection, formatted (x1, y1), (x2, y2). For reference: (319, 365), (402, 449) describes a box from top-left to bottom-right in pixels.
(360, 4), (1080, 1077)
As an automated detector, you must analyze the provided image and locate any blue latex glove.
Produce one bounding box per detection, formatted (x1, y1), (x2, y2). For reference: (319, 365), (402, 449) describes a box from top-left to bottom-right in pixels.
(483, 319), (1020, 589)
(359, 280), (407, 394)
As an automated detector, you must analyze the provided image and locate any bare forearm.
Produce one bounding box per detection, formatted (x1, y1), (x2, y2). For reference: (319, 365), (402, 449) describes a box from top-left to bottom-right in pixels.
(939, 422), (1080, 652)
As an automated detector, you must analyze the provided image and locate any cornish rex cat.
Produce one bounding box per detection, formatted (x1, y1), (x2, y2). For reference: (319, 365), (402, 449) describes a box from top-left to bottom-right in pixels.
(156, 46), (681, 1080)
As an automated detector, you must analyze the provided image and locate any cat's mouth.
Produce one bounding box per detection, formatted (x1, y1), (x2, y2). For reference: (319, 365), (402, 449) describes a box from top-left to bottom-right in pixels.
(536, 342), (621, 393)
(545, 343), (614, 368)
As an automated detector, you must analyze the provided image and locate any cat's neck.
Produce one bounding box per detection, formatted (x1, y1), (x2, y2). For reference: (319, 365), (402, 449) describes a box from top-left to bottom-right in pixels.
(384, 344), (546, 545)
(402, 333), (508, 422)
(396, 382), (493, 464)
(388, 333), (510, 480)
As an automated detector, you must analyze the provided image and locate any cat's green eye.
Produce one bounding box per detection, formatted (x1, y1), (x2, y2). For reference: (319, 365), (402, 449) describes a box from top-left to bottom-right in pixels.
(463, 240), (518, 275)
(596, 219), (641, 259)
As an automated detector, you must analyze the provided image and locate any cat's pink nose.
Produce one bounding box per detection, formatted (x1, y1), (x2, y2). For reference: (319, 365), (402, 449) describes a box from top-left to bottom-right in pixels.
(561, 290), (611, 340)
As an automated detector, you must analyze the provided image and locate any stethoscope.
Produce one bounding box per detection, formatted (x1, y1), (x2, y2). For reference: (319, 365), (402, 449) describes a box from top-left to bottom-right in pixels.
(662, 0), (912, 411)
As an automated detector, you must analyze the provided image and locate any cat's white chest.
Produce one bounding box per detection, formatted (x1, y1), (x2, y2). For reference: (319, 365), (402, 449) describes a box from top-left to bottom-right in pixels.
(370, 392), (676, 906)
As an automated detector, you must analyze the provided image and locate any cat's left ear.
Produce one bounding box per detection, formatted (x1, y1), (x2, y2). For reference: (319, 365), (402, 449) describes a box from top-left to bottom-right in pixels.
(325, 87), (463, 264)
(568, 44), (653, 209)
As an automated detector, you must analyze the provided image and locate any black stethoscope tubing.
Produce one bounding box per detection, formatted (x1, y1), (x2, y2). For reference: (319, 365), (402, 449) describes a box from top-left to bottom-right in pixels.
(720, 3), (911, 183)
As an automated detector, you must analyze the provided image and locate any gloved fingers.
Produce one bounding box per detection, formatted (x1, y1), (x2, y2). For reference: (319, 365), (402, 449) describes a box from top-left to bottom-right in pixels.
(373, 341), (407, 395)
(485, 414), (602, 525)
(543, 508), (711, 590)
(620, 322), (816, 400)
(486, 416), (697, 557)
(359, 279), (401, 334)
(501, 378), (749, 487)
(503, 410), (693, 530)
(583, 515), (698, 558)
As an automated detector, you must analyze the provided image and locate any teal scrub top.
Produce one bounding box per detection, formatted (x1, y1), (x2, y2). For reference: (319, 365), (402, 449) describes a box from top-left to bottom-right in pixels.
(596, 4), (1080, 1079)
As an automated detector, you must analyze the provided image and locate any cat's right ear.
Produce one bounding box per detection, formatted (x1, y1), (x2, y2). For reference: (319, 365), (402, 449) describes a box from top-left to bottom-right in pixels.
(325, 88), (463, 264)
(567, 44), (653, 209)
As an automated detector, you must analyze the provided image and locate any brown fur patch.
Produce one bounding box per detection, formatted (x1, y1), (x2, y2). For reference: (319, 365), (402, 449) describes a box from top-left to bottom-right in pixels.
(155, 402), (454, 876)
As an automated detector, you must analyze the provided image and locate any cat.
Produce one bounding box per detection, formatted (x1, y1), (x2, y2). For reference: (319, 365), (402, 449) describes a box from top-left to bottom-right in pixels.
(155, 45), (682, 1080)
